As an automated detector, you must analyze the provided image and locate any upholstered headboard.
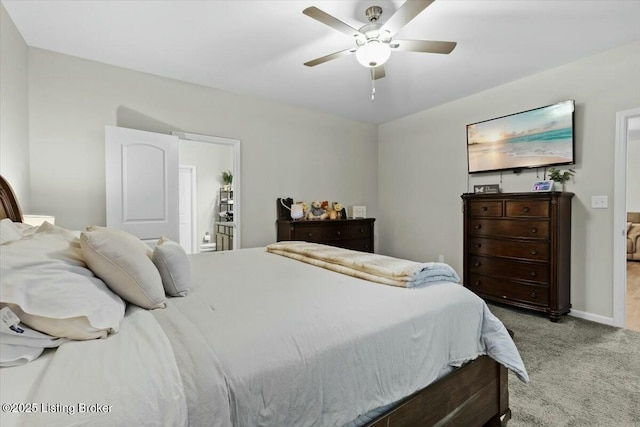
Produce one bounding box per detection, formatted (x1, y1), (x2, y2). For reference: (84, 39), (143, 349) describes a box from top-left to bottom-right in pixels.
(628, 212), (640, 224)
(0, 175), (23, 222)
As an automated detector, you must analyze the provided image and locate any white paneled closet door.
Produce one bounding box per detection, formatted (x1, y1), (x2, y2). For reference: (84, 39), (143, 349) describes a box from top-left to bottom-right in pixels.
(105, 126), (179, 245)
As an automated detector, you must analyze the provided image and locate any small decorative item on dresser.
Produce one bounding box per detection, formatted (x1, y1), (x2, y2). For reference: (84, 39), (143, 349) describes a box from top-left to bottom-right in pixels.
(531, 180), (554, 192)
(547, 167), (575, 192)
(349, 206), (367, 219)
(473, 184), (500, 194)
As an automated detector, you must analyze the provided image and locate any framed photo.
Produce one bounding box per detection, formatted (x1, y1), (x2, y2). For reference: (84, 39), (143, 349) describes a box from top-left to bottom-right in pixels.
(349, 206), (367, 219)
(531, 180), (554, 192)
(474, 184), (500, 194)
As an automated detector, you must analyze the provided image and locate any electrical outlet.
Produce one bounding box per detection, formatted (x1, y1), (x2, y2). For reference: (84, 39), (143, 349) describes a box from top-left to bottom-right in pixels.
(591, 195), (609, 209)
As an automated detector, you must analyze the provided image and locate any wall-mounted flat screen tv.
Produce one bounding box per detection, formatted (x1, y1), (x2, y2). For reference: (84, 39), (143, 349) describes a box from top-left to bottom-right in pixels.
(467, 100), (575, 174)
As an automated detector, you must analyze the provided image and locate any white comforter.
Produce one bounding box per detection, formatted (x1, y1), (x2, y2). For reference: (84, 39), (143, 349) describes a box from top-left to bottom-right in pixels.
(1, 248), (527, 427)
(155, 248), (527, 426)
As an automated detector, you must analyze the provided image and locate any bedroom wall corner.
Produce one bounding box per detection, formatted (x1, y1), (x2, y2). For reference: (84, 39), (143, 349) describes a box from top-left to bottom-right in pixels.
(0, 4), (30, 212)
(378, 40), (640, 322)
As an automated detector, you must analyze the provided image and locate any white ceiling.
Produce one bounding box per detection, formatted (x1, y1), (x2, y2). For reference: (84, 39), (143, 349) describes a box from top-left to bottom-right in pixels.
(3, 0), (640, 124)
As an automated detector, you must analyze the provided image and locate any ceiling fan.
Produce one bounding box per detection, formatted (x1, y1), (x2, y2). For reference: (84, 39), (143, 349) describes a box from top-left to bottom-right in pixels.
(303, 0), (456, 81)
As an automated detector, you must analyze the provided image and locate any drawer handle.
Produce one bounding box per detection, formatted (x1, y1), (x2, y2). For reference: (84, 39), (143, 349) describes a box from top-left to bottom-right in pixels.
(530, 271), (537, 277)
(307, 232), (313, 237)
(474, 280), (482, 286)
(523, 207), (530, 213)
(530, 292), (537, 298)
(359, 228), (364, 233)
(481, 206), (488, 212)
(336, 231), (342, 236)
(474, 261), (482, 267)
(475, 243), (482, 248)
(531, 227), (537, 233)
(475, 224), (482, 230)
(530, 249), (538, 255)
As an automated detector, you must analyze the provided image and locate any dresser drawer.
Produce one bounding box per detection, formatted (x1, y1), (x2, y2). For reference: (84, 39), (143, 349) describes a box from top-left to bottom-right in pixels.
(505, 200), (549, 218)
(349, 223), (372, 239)
(469, 256), (549, 284)
(469, 219), (549, 239)
(344, 238), (373, 252)
(467, 274), (549, 306)
(323, 223), (349, 241)
(469, 238), (549, 261)
(469, 201), (503, 217)
(292, 225), (323, 242)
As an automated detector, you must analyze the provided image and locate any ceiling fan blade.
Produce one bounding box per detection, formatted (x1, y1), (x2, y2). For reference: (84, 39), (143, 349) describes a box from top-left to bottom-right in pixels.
(391, 39), (457, 54)
(381, 0), (435, 37)
(371, 66), (386, 80)
(303, 7), (361, 38)
(304, 48), (356, 67)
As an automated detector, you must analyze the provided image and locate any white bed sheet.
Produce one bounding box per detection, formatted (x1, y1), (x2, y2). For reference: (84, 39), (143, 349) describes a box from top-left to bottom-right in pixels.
(153, 248), (527, 427)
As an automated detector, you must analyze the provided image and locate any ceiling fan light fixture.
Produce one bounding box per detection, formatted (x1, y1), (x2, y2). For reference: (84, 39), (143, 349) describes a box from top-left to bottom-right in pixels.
(355, 40), (391, 68)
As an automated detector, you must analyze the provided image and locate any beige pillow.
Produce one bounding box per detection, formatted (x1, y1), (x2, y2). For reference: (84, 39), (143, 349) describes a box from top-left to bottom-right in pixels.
(152, 236), (193, 297)
(80, 227), (165, 309)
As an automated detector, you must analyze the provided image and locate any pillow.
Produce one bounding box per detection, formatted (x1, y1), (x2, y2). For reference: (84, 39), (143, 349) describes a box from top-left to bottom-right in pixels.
(85, 225), (153, 257)
(152, 236), (193, 297)
(80, 227), (166, 309)
(0, 218), (23, 244)
(0, 224), (126, 340)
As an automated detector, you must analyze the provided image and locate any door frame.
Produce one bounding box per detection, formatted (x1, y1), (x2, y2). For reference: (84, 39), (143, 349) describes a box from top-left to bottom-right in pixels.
(179, 165), (198, 254)
(172, 131), (241, 249)
(613, 107), (640, 327)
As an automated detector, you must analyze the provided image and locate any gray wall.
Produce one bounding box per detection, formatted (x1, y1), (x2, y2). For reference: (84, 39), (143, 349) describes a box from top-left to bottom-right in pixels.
(378, 40), (640, 321)
(26, 48), (379, 248)
(0, 4), (30, 211)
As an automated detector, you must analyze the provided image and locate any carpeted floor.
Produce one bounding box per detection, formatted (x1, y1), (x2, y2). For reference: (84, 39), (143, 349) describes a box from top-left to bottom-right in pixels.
(488, 303), (640, 427)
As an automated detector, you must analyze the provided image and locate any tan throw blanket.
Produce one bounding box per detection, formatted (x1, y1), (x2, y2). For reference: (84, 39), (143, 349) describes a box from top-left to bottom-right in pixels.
(266, 241), (460, 288)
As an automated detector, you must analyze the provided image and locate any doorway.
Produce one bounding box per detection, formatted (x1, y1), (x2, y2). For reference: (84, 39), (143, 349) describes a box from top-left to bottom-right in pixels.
(172, 131), (241, 251)
(613, 107), (640, 330)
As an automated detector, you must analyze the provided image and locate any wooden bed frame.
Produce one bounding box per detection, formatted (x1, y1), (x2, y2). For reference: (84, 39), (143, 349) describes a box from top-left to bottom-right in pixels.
(0, 174), (23, 222)
(0, 174), (511, 426)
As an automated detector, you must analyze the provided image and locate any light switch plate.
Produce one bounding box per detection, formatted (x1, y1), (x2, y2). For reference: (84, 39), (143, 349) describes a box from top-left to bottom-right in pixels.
(591, 195), (609, 209)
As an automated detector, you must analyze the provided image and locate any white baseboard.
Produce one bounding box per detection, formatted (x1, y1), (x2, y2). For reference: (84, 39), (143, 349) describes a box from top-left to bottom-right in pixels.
(569, 309), (615, 326)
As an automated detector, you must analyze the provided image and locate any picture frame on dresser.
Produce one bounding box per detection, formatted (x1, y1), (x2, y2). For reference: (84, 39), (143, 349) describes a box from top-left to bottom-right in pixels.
(461, 192), (574, 322)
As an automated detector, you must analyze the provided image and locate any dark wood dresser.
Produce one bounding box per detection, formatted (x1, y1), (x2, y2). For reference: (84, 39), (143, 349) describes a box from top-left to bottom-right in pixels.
(277, 218), (375, 253)
(461, 192), (573, 321)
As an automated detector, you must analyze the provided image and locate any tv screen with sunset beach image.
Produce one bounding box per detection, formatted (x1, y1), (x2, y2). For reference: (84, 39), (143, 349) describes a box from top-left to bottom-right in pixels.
(467, 100), (575, 174)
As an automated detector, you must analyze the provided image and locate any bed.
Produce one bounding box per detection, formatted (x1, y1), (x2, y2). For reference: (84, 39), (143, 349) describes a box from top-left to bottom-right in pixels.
(0, 174), (527, 427)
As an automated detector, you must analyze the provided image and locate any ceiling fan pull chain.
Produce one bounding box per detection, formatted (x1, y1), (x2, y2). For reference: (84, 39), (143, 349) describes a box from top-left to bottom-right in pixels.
(371, 78), (376, 101)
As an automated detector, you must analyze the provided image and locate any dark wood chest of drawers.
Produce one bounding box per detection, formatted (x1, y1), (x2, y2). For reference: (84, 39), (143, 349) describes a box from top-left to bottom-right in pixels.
(461, 192), (573, 321)
(276, 218), (375, 253)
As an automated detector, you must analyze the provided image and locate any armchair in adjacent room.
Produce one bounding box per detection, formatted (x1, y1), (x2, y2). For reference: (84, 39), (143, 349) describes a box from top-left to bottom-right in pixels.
(628, 212), (640, 261)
